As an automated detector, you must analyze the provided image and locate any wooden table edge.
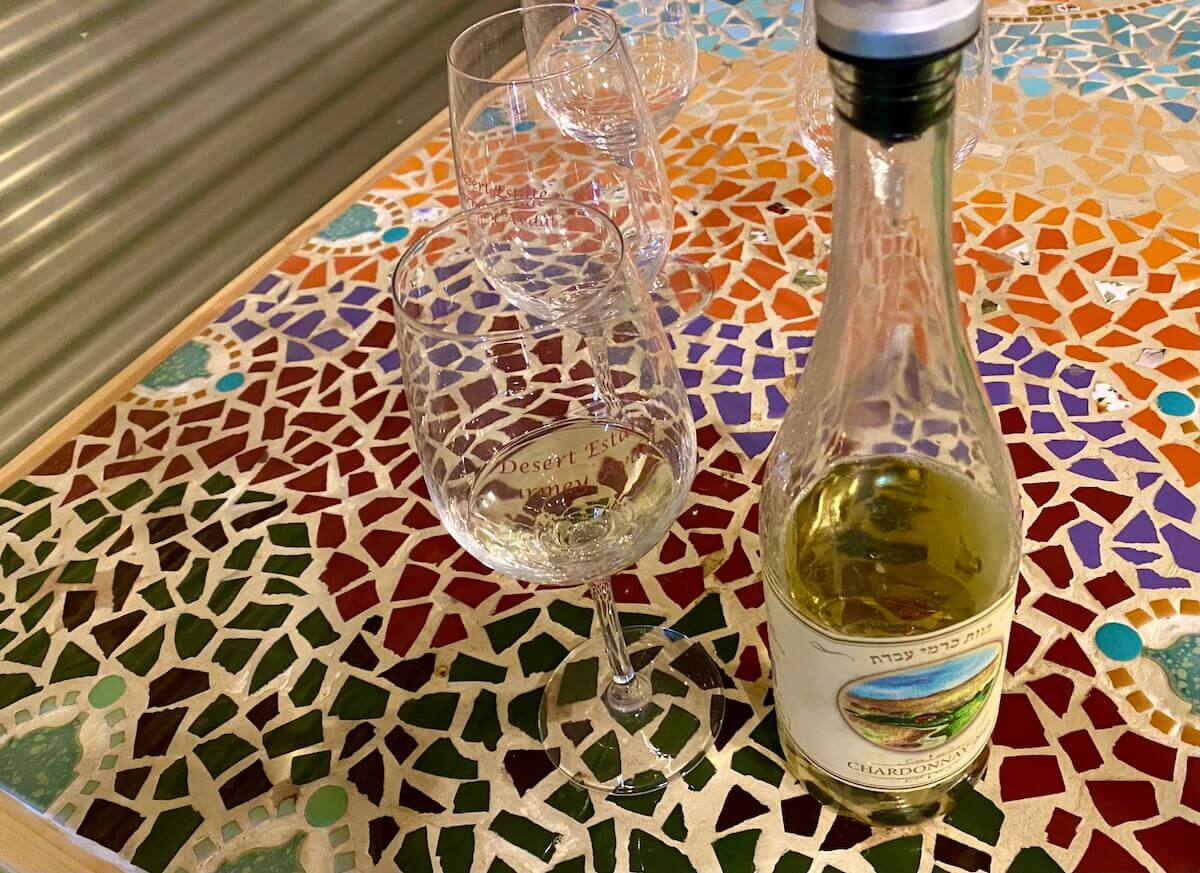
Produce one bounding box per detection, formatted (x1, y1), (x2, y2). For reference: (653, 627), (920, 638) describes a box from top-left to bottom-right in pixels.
(0, 106), (452, 494)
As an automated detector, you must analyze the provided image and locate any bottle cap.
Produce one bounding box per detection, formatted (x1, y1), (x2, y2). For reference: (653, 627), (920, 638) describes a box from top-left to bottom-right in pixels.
(815, 0), (981, 61)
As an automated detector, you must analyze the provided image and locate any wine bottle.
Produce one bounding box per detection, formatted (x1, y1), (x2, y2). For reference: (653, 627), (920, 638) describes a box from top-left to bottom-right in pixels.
(761, 0), (1021, 826)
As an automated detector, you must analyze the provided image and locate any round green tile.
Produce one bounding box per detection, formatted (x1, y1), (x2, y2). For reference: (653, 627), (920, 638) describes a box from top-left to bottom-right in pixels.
(305, 784), (348, 827)
(87, 676), (126, 708)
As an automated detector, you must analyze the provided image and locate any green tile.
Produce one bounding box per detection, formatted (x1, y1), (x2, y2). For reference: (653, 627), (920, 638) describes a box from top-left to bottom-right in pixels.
(548, 600), (592, 637)
(618, 610), (665, 630)
(611, 782), (666, 816)
(174, 615), (216, 659)
(487, 861), (517, 873)
(14, 570), (51, 602)
(264, 577), (304, 595)
(1007, 847), (1066, 873)
(395, 827), (433, 873)
(489, 810), (560, 862)
(669, 594), (725, 637)
(59, 559), (97, 585)
(74, 499), (107, 522)
(713, 633), (739, 663)
(0, 545), (22, 578)
(651, 669), (688, 698)
(663, 804), (687, 841)
(629, 829), (696, 873)
(462, 690), (501, 752)
(731, 747), (784, 787)
(484, 609), (539, 654)
(0, 716), (82, 811)
(50, 642), (98, 682)
(436, 824), (475, 873)
(32, 540), (54, 564)
(139, 579), (174, 611)
(449, 654), (507, 683)
(19, 594), (51, 630)
(649, 705), (700, 758)
(612, 701), (663, 736)
(399, 692), (459, 730)
(109, 480), (152, 510)
(414, 738), (478, 780)
(5, 630), (49, 667)
(545, 781), (594, 823)
(0, 482), (52, 505)
(864, 837), (921, 873)
(228, 602), (292, 631)
(263, 712), (324, 758)
(289, 660), (326, 707)
(224, 538), (261, 571)
(296, 608), (337, 647)
(176, 559), (208, 603)
(189, 694), (237, 738)
(580, 730), (620, 783)
(749, 709), (784, 757)
(268, 522), (311, 548)
(11, 507), (50, 542)
(213, 638), (260, 673)
(206, 576), (248, 615)
(191, 498), (225, 522)
(589, 818), (616, 873)
(130, 805), (202, 873)
(713, 829), (760, 873)
(772, 852), (813, 873)
(946, 782), (1004, 846)
(146, 483), (187, 513)
(506, 687), (544, 741)
(153, 758), (188, 800)
(556, 657), (599, 706)
(262, 554), (312, 577)
(453, 781), (490, 813)
(236, 490), (275, 504)
(290, 750), (331, 785)
(0, 505), (17, 524)
(0, 630), (16, 651)
(0, 674), (36, 709)
(683, 756), (716, 791)
(249, 635), (297, 693)
(194, 733), (255, 778)
(202, 473), (235, 495)
(117, 626), (165, 676)
(76, 517), (121, 552)
(330, 676), (388, 720)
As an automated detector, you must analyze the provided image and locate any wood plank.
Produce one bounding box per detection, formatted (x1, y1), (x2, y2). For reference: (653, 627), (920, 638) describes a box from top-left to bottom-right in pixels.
(0, 789), (132, 873)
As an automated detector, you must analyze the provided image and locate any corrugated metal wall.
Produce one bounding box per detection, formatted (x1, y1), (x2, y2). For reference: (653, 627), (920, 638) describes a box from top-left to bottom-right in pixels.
(0, 0), (512, 465)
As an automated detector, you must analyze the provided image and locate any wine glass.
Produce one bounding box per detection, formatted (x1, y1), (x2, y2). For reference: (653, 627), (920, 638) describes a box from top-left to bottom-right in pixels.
(796, 0), (991, 176)
(391, 198), (725, 794)
(519, 0), (714, 327)
(449, 5), (673, 286)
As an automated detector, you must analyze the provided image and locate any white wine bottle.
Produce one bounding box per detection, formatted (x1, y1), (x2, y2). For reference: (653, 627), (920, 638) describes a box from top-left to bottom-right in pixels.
(761, 0), (1021, 826)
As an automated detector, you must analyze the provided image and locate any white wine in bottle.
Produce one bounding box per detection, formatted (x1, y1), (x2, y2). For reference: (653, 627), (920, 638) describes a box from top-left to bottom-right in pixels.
(761, 0), (1021, 826)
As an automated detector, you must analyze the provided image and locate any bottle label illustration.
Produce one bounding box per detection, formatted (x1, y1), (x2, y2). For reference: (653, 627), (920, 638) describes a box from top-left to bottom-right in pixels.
(766, 586), (1015, 792)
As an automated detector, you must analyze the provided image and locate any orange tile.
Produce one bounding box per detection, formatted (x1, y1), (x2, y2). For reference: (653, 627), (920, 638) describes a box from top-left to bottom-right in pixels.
(1166, 227), (1200, 248)
(1182, 725), (1200, 747)
(1150, 598), (1175, 618)
(1078, 198), (1103, 217)
(1064, 343), (1108, 364)
(1117, 298), (1170, 331)
(1009, 299), (1061, 324)
(1155, 325), (1200, 351)
(1158, 357), (1200, 382)
(1041, 206), (1070, 225)
(744, 303), (766, 323)
(279, 255), (310, 275)
(1182, 600), (1200, 616)
(1034, 327), (1066, 345)
(1036, 228), (1068, 250)
(1150, 711), (1177, 734)
(1112, 363), (1157, 399)
(981, 225), (1023, 250)
(1096, 330), (1140, 348)
(1057, 270), (1089, 303)
(1070, 302), (1113, 336)
(757, 159), (787, 178)
(956, 264), (976, 295)
(986, 314), (1019, 333)
(773, 288), (813, 320)
(1129, 407), (1167, 438)
(1112, 255), (1140, 276)
(1149, 273), (1177, 295)
(300, 262), (327, 290)
(731, 205), (765, 223)
(1162, 443), (1200, 487)
(1009, 275), (1045, 299)
(1077, 247), (1114, 274)
(711, 180), (746, 200)
(975, 206), (1006, 224)
(1071, 219), (1105, 245)
(1013, 193), (1043, 221)
(729, 280), (759, 302)
(707, 298), (736, 319)
(1127, 691), (1152, 713)
(1038, 253), (1066, 274)
(1170, 288), (1200, 310)
(1131, 210), (1164, 229)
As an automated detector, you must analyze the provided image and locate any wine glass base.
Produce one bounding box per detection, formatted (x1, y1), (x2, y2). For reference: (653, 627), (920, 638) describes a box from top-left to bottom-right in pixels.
(651, 256), (715, 329)
(540, 626), (725, 795)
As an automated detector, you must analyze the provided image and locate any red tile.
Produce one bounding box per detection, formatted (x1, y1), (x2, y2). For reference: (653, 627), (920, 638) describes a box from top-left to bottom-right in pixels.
(994, 692), (1048, 748)
(1114, 732), (1177, 781)
(1075, 830), (1150, 873)
(999, 754), (1065, 801)
(1059, 729), (1104, 773)
(1045, 808), (1080, 848)
(1135, 818), (1200, 873)
(385, 603), (432, 656)
(1027, 674), (1074, 717)
(1044, 634), (1096, 677)
(1086, 779), (1159, 826)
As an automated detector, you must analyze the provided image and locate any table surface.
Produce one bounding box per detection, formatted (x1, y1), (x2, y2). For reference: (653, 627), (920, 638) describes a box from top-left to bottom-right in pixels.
(1, 1), (1199, 871)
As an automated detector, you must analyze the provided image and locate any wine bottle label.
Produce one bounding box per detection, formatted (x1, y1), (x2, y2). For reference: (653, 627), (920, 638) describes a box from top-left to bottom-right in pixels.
(765, 584), (1016, 792)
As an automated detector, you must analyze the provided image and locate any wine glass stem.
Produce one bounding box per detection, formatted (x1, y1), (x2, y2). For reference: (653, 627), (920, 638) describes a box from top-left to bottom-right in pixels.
(589, 576), (650, 712)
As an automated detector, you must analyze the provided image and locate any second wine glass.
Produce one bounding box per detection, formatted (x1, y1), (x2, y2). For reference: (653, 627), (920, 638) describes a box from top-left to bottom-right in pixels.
(392, 198), (725, 794)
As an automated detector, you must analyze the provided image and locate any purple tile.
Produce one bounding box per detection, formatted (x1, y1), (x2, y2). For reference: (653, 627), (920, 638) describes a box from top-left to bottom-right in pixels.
(345, 285), (380, 305)
(294, 293), (320, 305)
(732, 431), (775, 457)
(339, 307), (371, 329)
(1163, 524), (1200, 572)
(682, 316), (713, 337)
(269, 312), (293, 329)
(923, 420), (957, 437)
(1026, 385), (1050, 406)
(718, 323), (742, 340)
(1107, 439), (1156, 463)
(1154, 481), (1196, 523)
(1068, 520), (1103, 569)
(951, 441), (971, 465)
(1047, 440), (1087, 459)
(766, 385), (788, 419)
(753, 356), (784, 379)
(1058, 391), (1089, 417)
(1078, 421), (1125, 441)
(251, 275), (281, 296)
(1068, 457), (1118, 481)
(914, 439), (940, 458)
(1136, 567), (1189, 589)
(1021, 351), (1060, 378)
(985, 382), (1011, 405)
(680, 369), (702, 389)
(1030, 411), (1064, 434)
(1060, 365), (1094, 389)
(716, 346), (744, 366)
(689, 395), (706, 421)
(1002, 336), (1034, 360)
(714, 392), (752, 425)
(285, 311), (324, 339)
(285, 341), (315, 362)
(715, 371), (742, 386)
(755, 330), (774, 349)
(976, 329), (1003, 353)
(787, 335), (812, 349)
(1114, 547), (1160, 565)
(978, 362), (1015, 376)
(217, 300), (245, 323)
(794, 353), (809, 370)
(688, 343), (711, 364)
(233, 320), (264, 340)
(312, 330), (348, 351)
(378, 349), (401, 373)
(1136, 472), (1161, 489)
(871, 441), (908, 455)
(1115, 510), (1158, 544)
(892, 415), (914, 440)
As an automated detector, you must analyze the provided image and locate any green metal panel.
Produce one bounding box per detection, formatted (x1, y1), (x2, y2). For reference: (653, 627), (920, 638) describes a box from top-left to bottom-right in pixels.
(0, 0), (512, 463)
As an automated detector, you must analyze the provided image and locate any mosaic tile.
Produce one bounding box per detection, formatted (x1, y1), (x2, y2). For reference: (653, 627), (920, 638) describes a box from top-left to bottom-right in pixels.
(0, 2), (1196, 871)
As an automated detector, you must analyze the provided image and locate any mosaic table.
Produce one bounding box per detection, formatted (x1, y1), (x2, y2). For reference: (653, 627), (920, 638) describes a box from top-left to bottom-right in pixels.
(1, 1), (1198, 871)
